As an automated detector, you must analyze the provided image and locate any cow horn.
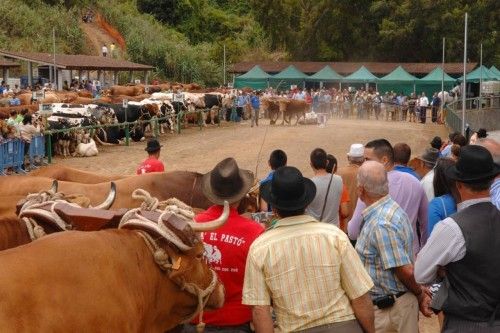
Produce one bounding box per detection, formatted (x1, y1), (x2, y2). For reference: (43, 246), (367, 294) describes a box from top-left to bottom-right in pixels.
(50, 180), (58, 193)
(188, 201), (229, 232)
(92, 182), (116, 209)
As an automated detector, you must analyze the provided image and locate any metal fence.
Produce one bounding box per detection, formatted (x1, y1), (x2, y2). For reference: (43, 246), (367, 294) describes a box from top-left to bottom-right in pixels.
(0, 135), (45, 175)
(445, 95), (500, 133)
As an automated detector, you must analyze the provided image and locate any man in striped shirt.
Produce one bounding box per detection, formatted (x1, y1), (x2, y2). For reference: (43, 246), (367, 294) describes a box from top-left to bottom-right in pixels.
(243, 166), (375, 333)
(355, 161), (432, 333)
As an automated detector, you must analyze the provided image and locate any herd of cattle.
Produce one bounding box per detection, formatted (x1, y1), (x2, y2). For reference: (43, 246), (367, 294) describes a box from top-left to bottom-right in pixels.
(0, 164), (262, 331)
(0, 83), (310, 158)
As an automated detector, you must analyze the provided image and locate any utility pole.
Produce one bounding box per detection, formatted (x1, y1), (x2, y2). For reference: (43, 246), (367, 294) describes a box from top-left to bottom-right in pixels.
(223, 44), (227, 86)
(53, 28), (57, 89)
(441, 37), (445, 122)
(461, 13), (468, 135)
(479, 43), (483, 110)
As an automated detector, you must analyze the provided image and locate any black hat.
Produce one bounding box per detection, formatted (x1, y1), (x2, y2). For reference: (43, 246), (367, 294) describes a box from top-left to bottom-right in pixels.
(419, 148), (440, 166)
(260, 166), (316, 211)
(202, 158), (254, 205)
(445, 145), (500, 183)
(145, 139), (162, 153)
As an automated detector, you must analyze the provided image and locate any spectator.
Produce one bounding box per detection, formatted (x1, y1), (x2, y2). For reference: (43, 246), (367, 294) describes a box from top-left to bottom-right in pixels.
(476, 138), (500, 210)
(182, 158), (264, 333)
(102, 44), (108, 57)
(306, 148), (343, 226)
(441, 132), (460, 157)
(250, 91), (260, 128)
(6, 110), (17, 126)
(259, 149), (287, 212)
(431, 92), (441, 123)
(418, 148), (440, 201)
(415, 145), (500, 332)
(326, 154), (350, 232)
(419, 92), (429, 124)
(110, 42), (116, 58)
(348, 139), (429, 257)
(136, 139), (165, 174)
(236, 92), (249, 122)
(243, 166), (375, 333)
(393, 142), (420, 179)
(19, 115), (40, 171)
(430, 136), (443, 151)
(427, 158), (458, 235)
(450, 144), (461, 161)
(337, 143), (365, 224)
(15, 109), (28, 124)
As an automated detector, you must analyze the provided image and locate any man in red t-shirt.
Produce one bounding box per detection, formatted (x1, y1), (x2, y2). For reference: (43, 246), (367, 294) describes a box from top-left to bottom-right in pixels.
(181, 158), (264, 333)
(136, 139), (165, 175)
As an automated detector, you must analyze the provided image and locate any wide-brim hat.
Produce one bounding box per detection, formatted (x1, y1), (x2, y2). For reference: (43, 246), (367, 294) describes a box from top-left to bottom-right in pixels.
(260, 166), (316, 211)
(419, 148), (440, 166)
(145, 139), (162, 153)
(445, 145), (500, 183)
(202, 158), (254, 205)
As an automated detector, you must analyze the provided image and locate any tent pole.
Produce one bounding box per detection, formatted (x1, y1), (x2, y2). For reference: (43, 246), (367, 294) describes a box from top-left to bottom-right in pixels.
(461, 13), (468, 135)
(441, 37), (445, 119)
(479, 43), (482, 110)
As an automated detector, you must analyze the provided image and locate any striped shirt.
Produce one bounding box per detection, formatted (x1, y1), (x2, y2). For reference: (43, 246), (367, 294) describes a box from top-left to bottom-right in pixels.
(355, 195), (413, 298)
(242, 215), (373, 332)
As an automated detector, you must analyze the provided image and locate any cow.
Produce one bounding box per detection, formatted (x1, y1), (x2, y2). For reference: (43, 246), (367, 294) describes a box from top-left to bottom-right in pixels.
(277, 98), (309, 125)
(260, 97), (280, 125)
(0, 202), (227, 331)
(28, 165), (127, 183)
(110, 85), (145, 96)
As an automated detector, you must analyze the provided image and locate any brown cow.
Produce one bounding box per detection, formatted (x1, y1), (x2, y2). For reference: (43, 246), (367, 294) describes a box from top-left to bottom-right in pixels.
(28, 165), (128, 183)
(260, 97), (281, 125)
(277, 98), (309, 125)
(0, 206), (227, 331)
(110, 85), (145, 96)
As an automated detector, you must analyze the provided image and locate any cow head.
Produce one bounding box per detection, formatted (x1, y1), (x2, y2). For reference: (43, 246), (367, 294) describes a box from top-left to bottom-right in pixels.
(119, 198), (229, 322)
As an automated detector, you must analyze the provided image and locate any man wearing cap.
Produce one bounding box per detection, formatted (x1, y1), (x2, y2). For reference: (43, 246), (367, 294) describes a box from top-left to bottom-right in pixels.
(183, 158), (264, 333)
(415, 145), (500, 332)
(348, 139), (429, 257)
(243, 166), (375, 333)
(136, 139), (165, 175)
(337, 143), (365, 224)
(418, 148), (440, 200)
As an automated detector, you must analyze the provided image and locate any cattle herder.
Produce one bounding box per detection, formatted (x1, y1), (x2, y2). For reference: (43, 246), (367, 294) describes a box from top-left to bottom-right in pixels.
(136, 138), (165, 174)
(180, 157), (264, 333)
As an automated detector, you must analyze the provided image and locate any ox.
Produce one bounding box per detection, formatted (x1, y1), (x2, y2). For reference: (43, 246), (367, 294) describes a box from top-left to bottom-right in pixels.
(277, 98), (309, 125)
(0, 202), (227, 331)
(260, 97), (281, 125)
(28, 164), (127, 183)
(109, 84), (145, 96)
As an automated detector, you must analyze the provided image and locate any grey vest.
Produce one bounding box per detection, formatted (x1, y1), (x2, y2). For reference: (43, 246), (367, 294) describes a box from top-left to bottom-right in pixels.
(443, 202), (500, 322)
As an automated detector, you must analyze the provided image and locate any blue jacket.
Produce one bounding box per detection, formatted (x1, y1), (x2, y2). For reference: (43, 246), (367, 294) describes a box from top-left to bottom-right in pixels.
(250, 95), (260, 109)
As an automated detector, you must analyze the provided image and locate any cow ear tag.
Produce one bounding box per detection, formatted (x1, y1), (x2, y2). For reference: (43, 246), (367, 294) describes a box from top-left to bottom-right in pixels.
(172, 256), (182, 270)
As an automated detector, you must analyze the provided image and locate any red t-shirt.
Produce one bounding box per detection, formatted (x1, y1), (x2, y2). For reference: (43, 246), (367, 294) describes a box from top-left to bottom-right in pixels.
(136, 157), (165, 174)
(195, 205), (264, 326)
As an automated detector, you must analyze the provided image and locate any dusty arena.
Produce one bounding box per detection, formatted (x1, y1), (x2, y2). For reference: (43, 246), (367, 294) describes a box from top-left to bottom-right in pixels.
(54, 118), (448, 179)
(6, 118), (448, 333)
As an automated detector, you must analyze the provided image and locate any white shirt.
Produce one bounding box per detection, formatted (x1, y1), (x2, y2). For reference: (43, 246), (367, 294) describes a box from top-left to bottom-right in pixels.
(419, 96), (429, 107)
(414, 198), (491, 284)
(102, 46), (108, 54)
(420, 169), (435, 201)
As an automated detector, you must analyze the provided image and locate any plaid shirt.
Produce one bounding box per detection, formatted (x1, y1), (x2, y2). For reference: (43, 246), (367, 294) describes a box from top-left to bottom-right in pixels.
(355, 195), (413, 298)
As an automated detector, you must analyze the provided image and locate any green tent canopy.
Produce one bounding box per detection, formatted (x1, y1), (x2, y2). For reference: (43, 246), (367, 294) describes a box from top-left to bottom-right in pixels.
(234, 65), (271, 89)
(378, 66), (417, 95)
(343, 66), (378, 83)
(270, 65), (308, 90)
(415, 66), (457, 97)
(489, 66), (500, 79)
(307, 65), (343, 82)
(459, 65), (498, 82)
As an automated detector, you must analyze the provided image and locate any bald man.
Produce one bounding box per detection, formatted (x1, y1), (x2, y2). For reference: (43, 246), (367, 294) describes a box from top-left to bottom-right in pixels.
(477, 138), (500, 209)
(355, 161), (432, 333)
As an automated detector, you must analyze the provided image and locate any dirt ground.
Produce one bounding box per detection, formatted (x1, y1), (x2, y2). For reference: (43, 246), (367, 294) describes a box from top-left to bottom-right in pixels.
(56, 118), (446, 332)
(55, 118), (448, 179)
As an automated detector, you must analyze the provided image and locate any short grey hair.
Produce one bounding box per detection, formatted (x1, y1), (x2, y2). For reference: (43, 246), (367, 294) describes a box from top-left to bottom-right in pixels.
(476, 138), (500, 164)
(357, 161), (389, 197)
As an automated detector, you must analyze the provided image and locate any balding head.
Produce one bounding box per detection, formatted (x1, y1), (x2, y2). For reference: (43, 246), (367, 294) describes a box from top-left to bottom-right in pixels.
(357, 161), (389, 203)
(477, 138), (500, 164)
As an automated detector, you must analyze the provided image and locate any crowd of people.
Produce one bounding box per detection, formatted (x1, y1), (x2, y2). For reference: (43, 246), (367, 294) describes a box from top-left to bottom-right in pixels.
(234, 87), (445, 125)
(158, 130), (499, 333)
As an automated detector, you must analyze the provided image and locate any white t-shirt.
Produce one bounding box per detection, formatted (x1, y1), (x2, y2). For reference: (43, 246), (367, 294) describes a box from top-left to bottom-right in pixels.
(420, 169), (435, 201)
(102, 46), (108, 54)
(306, 174), (343, 226)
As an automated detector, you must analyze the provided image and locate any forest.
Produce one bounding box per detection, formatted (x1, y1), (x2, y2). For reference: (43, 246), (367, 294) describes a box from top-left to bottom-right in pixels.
(0, 0), (498, 85)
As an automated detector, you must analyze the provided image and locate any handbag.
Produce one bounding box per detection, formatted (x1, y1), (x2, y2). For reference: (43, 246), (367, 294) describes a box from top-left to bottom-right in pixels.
(319, 174), (334, 222)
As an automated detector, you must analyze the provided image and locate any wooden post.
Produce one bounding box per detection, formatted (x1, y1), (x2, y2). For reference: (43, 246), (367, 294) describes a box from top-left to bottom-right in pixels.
(114, 71), (118, 85)
(129, 70), (133, 83)
(28, 62), (33, 88)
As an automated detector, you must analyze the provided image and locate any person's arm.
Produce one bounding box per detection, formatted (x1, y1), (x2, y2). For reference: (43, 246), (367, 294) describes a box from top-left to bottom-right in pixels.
(347, 198), (366, 240)
(259, 197), (268, 212)
(351, 292), (375, 333)
(252, 306), (274, 333)
(394, 264), (433, 317)
(426, 199), (442, 236)
(414, 218), (466, 284)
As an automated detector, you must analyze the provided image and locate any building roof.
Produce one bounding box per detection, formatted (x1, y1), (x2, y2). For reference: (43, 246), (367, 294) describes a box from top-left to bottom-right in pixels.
(0, 58), (20, 68)
(0, 50), (153, 71)
(230, 61), (477, 75)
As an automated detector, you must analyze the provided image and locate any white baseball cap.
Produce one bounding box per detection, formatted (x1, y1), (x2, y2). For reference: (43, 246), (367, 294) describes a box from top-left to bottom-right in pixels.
(347, 143), (364, 157)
